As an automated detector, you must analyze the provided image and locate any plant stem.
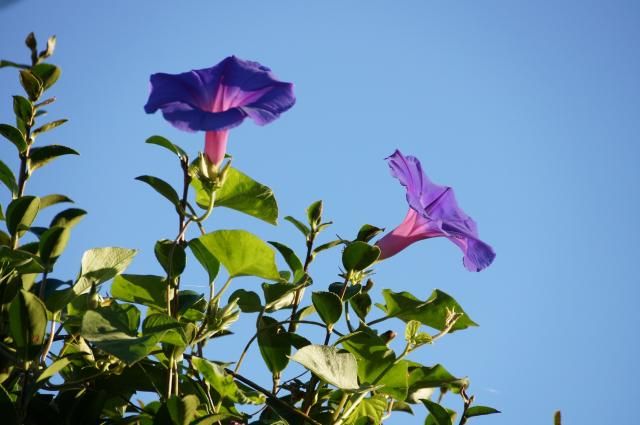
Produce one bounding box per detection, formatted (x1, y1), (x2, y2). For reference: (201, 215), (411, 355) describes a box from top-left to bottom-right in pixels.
(366, 315), (392, 327)
(457, 387), (474, 425)
(287, 232), (316, 333)
(332, 392), (349, 422)
(224, 368), (323, 425)
(303, 275), (351, 414)
(234, 319), (338, 374)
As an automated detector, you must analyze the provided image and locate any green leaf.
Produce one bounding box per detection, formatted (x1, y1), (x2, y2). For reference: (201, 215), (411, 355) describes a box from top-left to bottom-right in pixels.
(284, 215), (309, 236)
(111, 274), (167, 310)
(350, 293), (372, 321)
(39, 225), (70, 266)
(38, 36), (56, 60)
(50, 208), (86, 228)
(378, 289), (477, 332)
(146, 135), (187, 160)
(291, 345), (359, 390)
(166, 395), (199, 425)
(328, 282), (361, 301)
(312, 239), (343, 256)
(142, 314), (187, 348)
(177, 290), (207, 321)
(0, 159), (18, 196)
(32, 119), (67, 136)
(269, 241), (304, 282)
(407, 364), (467, 402)
(19, 70), (43, 101)
(9, 289), (48, 359)
(135, 175), (180, 206)
(554, 411), (562, 425)
(37, 357), (71, 383)
(306, 200), (323, 227)
(422, 400), (452, 425)
(311, 291), (342, 327)
(195, 167), (278, 225)
(6, 196), (40, 237)
(257, 315), (290, 374)
(344, 395), (387, 425)
(465, 406), (500, 418)
(0, 59), (28, 69)
(0, 124), (27, 153)
(29, 144), (78, 172)
(80, 308), (157, 365)
(342, 242), (380, 272)
(356, 224), (384, 242)
(192, 230), (280, 280)
(405, 320), (421, 342)
(80, 247), (137, 284)
(339, 330), (408, 399)
(48, 247), (136, 311)
(13, 95), (33, 122)
(229, 289), (262, 313)
(262, 281), (307, 312)
(0, 246), (44, 274)
(39, 194), (73, 209)
(188, 237), (220, 284)
(154, 239), (186, 278)
(31, 63), (61, 91)
(25, 32), (37, 52)
(192, 356), (240, 402)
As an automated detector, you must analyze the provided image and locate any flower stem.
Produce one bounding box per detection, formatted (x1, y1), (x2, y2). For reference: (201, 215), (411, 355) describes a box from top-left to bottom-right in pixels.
(224, 368), (323, 425)
(287, 231), (316, 333)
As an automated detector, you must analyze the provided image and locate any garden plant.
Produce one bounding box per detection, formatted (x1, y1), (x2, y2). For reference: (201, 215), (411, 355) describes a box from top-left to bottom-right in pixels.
(0, 33), (506, 425)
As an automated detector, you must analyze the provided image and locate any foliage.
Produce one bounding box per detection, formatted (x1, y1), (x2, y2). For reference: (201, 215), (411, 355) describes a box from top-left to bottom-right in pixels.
(0, 33), (505, 425)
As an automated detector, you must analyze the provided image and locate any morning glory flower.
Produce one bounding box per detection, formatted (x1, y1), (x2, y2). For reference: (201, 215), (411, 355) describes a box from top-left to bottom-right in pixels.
(376, 150), (495, 272)
(144, 56), (295, 165)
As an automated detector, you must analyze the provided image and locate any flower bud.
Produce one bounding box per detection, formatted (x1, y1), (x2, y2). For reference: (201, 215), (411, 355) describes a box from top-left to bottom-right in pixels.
(381, 330), (396, 344)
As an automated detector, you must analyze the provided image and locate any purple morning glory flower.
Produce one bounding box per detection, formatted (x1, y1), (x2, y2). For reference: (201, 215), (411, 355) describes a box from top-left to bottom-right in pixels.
(144, 56), (295, 165)
(376, 150), (495, 272)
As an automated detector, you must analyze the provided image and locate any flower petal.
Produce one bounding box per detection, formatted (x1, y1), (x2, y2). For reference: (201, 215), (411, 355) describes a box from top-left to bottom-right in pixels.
(145, 56), (295, 132)
(446, 233), (496, 272)
(382, 150), (495, 271)
(386, 150), (449, 216)
(159, 103), (246, 133)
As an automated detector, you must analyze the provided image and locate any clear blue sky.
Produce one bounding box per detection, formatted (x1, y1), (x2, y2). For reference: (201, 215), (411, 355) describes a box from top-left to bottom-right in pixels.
(1, 1), (639, 424)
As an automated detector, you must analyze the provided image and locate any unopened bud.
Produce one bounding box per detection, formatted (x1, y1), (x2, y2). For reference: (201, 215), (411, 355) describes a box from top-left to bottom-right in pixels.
(363, 279), (374, 292)
(381, 330), (396, 344)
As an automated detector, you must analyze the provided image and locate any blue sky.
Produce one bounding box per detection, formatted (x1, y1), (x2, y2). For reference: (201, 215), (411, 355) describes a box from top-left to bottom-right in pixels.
(1, 1), (639, 424)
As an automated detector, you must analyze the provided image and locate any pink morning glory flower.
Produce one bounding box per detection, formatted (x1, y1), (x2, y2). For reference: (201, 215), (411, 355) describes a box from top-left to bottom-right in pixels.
(144, 56), (295, 165)
(376, 150), (495, 272)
